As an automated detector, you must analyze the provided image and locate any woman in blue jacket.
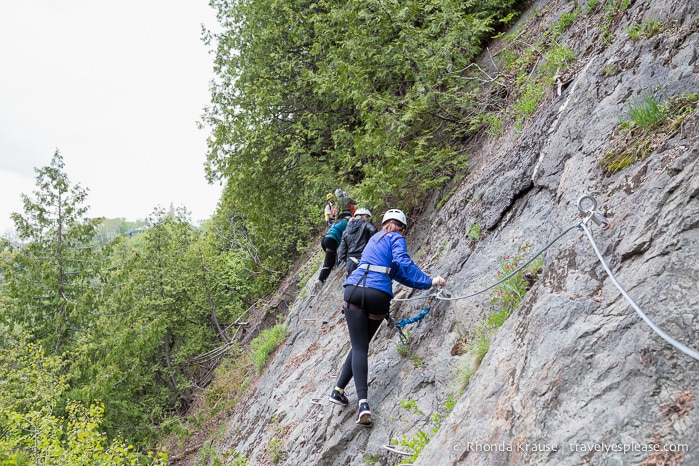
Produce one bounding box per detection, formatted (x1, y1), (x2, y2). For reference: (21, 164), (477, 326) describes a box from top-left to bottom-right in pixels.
(327, 209), (446, 425)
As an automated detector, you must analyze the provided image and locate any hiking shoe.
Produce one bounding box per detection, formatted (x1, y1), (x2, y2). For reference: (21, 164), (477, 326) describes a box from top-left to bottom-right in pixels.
(328, 389), (348, 406)
(355, 401), (372, 425)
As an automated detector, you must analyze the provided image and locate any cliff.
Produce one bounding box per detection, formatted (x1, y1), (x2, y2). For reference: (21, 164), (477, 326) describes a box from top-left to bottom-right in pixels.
(175, 0), (699, 464)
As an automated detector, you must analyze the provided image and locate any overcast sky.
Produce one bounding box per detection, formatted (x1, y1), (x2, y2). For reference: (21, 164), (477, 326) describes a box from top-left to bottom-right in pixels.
(0, 1), (223, 234)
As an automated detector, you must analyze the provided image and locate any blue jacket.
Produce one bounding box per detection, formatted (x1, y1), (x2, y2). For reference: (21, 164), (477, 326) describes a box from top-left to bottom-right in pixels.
(344, 229), (432, 297)
(324, 219), (348, 244)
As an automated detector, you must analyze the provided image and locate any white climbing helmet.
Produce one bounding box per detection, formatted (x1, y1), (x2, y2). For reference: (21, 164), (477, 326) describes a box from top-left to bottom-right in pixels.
(382, 209), (407, 228)
(354, 208), (372, 218)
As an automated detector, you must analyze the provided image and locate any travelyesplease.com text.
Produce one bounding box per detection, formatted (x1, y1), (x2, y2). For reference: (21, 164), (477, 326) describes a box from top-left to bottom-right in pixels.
(452, 441), (688, 454)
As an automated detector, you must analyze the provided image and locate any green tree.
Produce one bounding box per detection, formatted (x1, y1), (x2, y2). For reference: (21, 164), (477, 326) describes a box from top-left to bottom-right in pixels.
(0, 150), (103, 355)
(68, 207), (239, 443)
(203, 0), (350, 273)
(203, 0), (522, 233)
(68, 208), (191, 440)
(0, 332), (165, 465)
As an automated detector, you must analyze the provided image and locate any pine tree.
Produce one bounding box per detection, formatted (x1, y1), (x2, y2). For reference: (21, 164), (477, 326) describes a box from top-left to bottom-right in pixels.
(0, 150), (103, 355)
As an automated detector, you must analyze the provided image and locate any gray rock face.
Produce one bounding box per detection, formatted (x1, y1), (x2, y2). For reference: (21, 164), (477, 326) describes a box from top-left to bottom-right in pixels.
(206, 1), (699, 465)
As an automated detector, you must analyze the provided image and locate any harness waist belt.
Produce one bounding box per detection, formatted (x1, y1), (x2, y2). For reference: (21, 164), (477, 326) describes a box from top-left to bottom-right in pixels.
(349, 257), (360, 264)
(358, 264), (391, 274)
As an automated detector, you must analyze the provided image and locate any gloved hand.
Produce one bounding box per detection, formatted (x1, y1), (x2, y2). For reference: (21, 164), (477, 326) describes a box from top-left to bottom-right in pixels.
(431, 276), (446, 287)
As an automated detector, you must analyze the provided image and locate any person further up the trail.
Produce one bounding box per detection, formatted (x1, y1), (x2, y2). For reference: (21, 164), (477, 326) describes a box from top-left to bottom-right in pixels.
(334, 189), (356, 218)
(328, 209), (447, 425)
(318, 213), (351, 283)
(324, 193), (336, 227)
(337, 208), (378, 277)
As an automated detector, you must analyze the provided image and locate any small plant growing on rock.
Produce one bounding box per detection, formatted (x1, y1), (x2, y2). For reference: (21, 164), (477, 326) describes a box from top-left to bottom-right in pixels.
(550, 8), (581, 38)
(467, 223), (482, 242)
(267, 437), (283, 463)
(391, 397), (455, 464)
(400, 399), (425, 416)
(198, 440), (227, 465)
(603, 0), (630, 19)
(600, 90), (698, 171)
(436, 239), (449, 260)
(452, 356), (478, 394)
(626, 18), (663, 40)
(231, 457), (249, 466)
(584, 0), (599, 13)
(489, 243), (543, 327)
(471, 333), (492, 365)
(229, 451), (249, 466)
(396, 328), (412, 356)
(625, 90), (667, 131)
(396, 329), (425, 368)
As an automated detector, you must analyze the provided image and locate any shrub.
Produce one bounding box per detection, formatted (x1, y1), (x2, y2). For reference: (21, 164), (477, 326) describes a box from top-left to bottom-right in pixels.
(250, 324), (289, 373)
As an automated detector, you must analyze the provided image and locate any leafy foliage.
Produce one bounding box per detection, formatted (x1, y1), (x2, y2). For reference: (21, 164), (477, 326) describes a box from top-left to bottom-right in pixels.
(393, 396), (455, 464)
(203, 0), (523, 243)
(68, 207), (257, 443)
(489, 243), (542, 327)
(0, 333), (165, 465)
(1, 155), (281, 449)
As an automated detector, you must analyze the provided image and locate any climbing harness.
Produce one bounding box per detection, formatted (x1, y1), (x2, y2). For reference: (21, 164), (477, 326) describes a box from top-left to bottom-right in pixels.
(395, 296), (436, 328)
(392, 292), (439, 344)
(389, 195), (699, 362)
(358, 263), (392, 274)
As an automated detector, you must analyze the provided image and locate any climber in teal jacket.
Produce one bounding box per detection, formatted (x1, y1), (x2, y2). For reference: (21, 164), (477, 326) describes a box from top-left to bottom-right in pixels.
(318, 214), (350, 283)
(327, 208), (446, 426)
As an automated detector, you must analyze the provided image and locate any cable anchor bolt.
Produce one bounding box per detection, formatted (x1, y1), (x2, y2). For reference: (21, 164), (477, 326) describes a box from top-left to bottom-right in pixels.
(577, 195), (611, 230)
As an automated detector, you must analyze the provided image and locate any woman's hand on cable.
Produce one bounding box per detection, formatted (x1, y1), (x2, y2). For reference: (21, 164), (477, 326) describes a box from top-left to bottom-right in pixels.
(431, 276), (446, 287)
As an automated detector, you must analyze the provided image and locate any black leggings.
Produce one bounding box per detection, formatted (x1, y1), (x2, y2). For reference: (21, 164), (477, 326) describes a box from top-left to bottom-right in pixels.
(319, 237), (338, 282)
(335, 285), (392, 400)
